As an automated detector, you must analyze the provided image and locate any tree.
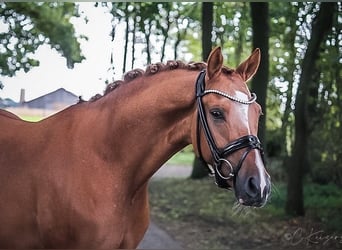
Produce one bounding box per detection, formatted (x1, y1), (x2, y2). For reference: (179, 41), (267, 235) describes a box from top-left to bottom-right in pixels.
(250, 2), (269, 147)
(276, 3), (299, 159)
(308, 2), (342, 185)
(100, 2), (341, 192)
(285, 2), (336, 216)
(190, 2), (214, 179)
(0, 2), (85, 77)
(201, 2), (213, 61)
(173, 3), (197, 60)
(157, 3), (172, 62)
(122, 3), (130, 74)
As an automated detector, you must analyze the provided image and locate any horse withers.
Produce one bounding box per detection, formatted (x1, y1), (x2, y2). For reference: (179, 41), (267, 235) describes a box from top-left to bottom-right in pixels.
(0, 47), (270, 248)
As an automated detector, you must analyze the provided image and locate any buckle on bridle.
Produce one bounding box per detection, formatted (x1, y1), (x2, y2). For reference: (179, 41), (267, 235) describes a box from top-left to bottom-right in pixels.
(215, 158), (234, 180)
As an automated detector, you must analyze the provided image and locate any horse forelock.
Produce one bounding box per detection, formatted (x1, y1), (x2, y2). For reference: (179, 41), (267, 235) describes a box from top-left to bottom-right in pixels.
(86, 60), (234, 102)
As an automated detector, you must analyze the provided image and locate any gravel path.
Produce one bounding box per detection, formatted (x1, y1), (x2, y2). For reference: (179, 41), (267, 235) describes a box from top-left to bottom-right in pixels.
(151, 163), (192, 180)
(138, 164), (191, 249)
(138, 220), (182, 249)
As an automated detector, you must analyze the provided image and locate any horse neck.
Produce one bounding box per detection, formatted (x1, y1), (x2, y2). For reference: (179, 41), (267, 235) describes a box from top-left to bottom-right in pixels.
(94, 69), (198, 192)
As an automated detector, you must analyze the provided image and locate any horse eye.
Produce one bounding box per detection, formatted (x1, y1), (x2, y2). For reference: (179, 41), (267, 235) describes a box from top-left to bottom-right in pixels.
(210, 109), (225, 121)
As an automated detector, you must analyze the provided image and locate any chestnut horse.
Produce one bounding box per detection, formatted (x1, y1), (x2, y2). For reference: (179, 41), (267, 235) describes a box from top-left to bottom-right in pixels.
(0, 47), (270, 248)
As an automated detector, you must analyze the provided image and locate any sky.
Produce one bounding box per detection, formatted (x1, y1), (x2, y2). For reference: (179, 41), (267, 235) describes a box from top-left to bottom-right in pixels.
(0, 3), (144, 102)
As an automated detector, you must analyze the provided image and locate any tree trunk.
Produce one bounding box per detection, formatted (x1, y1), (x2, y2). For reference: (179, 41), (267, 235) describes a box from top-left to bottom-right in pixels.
(250, 2), (269, 149)
(285, 2), (336, 216)
(280, 4), (297, 157)
(160, 11), (170, 62)
(145, 21), (152, 65)
(191, 2), (213, 179)
(234, 3), (247, 67)
(131, 9), (137, 70)
(123, 4), (129, 74)
(174, 20), (188, 60)
(201, 2), (213, 61)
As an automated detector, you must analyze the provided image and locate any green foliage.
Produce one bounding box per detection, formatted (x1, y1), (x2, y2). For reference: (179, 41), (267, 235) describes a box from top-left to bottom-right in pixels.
(306, 5), (342, 185)
(150, 178), (239, 225)
(167, 146), (194, 165)
(265, 3), (342, 187)
(0, 2), (85, 77)
(303, 183), (342, 231)
(105, 2), (341, 187)
(20, 115), (42, 122)
(104, 2), (201, 68)
(213, 2), (252, 66)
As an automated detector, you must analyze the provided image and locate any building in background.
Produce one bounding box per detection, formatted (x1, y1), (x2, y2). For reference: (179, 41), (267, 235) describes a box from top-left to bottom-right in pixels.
(23, 88), (78, 110)
(3, 88), (79, 118)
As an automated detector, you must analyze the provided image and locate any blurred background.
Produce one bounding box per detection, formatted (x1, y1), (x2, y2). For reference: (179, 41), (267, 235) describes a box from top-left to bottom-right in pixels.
(0, 2), (341, 249)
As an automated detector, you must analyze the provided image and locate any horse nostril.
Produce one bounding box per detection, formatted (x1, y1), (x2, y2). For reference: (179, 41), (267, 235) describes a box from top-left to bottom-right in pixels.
(245, 176), (260, 198)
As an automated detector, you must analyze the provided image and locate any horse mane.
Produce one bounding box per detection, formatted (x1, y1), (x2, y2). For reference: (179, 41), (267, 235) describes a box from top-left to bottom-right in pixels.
(86, 60), (234, 102)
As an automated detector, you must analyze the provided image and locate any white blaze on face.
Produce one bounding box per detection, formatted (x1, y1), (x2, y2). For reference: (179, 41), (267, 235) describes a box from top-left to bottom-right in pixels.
(235, 91), (268, 197)
(234, 91), (251, 134)
(255, 151), (268, 197)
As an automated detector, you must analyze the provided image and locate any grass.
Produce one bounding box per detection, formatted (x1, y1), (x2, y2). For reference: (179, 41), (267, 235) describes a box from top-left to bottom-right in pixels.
(20, 115), (43, 122)
(166, 145), (194, 165)
(303, 183), (342, 230)
(148, 178), (342, 249)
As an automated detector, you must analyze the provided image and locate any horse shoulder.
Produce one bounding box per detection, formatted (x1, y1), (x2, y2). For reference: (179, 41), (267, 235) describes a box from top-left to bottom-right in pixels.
(119, 184), (150, 248)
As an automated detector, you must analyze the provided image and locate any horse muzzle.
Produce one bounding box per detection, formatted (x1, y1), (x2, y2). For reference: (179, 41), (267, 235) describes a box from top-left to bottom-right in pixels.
(233, 155), (271, 207)
(212, 146), (271, 207)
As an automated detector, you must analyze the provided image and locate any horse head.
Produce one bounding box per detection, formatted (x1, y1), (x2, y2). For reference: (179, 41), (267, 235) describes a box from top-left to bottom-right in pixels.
(192, 47), (271, 207)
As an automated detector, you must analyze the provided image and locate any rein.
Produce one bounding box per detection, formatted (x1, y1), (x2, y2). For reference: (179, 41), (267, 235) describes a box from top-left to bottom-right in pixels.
(195, 70), (265, 189)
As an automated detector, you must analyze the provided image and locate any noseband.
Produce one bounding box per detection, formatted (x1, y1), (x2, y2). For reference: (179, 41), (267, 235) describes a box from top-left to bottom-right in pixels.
(195, 70), (265, 189)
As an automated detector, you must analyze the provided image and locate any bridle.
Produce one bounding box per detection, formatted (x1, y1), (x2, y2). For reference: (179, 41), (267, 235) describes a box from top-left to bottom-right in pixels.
(195, 70), (265, 189)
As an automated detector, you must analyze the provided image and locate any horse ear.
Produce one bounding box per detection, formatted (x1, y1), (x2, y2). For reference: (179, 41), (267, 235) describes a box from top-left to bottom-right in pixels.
(236, 48), (261, 82)
(207, 47), (223, 80)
